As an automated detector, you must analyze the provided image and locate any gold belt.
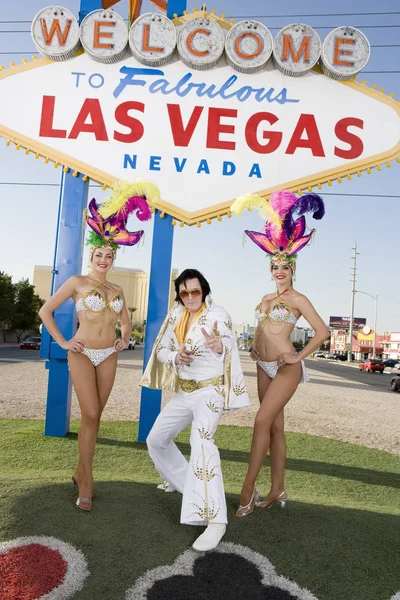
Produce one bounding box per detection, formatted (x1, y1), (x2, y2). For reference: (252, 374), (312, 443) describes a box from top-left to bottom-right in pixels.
(178, 375), (224, 393)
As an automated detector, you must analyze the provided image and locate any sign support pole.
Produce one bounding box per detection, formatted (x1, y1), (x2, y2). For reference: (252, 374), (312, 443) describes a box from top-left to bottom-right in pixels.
(42, 0), (102, 437)
(137, 0), (187, 443)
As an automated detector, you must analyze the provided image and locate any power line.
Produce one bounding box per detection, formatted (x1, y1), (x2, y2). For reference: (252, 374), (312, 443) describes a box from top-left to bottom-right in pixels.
(2, 11), (400, 22)
(226, 11), (400, 18)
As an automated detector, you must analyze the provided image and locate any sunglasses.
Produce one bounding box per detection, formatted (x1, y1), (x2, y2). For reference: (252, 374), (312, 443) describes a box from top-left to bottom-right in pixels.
(179, 288), (202, 300)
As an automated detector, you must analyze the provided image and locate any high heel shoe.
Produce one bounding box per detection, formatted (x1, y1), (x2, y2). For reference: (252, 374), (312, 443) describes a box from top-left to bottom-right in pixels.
(76, 497), (92, 512)
(257, 490), (288, 510)
(235, 488), (260, 518)
(72, 476), (94, 499)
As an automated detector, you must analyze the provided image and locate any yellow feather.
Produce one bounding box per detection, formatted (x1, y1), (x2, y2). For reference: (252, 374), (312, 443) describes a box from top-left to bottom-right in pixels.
(231, 193), (281, 227)
(98, 179), (160, 218)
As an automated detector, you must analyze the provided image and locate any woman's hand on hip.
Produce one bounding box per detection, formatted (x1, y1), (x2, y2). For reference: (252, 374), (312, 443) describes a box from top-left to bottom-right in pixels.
(277, 351), (300, 367)
(115, 338), (128, 352)
(249, 346), (260, 362)
(61, 338), (85, 353)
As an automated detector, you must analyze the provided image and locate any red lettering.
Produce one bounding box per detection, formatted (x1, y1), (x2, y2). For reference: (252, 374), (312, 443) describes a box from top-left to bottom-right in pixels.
(142, 23), (164, 53)
(93, 21), (115, 49)
(285, 114), (325, 157)
(334, 117), (364, 159)
(245, 112), (282, 154)
(114, 102), (145, 143)
(68, 99), (108, 140)
(40, 18), (72, 46)
(167, 104), (204, 147)
(334, 38), (355, 67)
(39, 95), (67, 138)
(206, 108), (237, 150)
(282, 35), (310, 63)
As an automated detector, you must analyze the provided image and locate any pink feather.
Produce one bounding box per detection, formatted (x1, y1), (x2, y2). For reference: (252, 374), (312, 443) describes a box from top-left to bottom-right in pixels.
(117, 196), (152, 222)
(269, 190), (298, 217)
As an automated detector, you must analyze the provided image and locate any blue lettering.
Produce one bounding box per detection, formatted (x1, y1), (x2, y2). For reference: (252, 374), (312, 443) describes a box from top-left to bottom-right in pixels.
(113, 67), (299, 104)
(249, 163), (262, 178)
(223, 161), (236, 176)
(149, 78), (175, 94)
(174, 157), (187, 172)
(197, 159), (210, 174)
(72, 72), (85, 88)
(236, 86), (253, 102)
(150, 156), (162, 171)
(114, 66), (164, 99)
(88, 73), (104, 89)
(124, 154), (137, 169)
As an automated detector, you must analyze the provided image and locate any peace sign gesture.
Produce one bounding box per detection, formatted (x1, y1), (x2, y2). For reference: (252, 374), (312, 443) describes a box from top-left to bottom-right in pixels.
(201, 321), (223, 354)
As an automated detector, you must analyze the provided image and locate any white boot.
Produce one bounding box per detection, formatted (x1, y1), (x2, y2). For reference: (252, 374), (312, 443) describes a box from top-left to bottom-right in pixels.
(192, 523), (226, 552)
(156, 481), (176, 493)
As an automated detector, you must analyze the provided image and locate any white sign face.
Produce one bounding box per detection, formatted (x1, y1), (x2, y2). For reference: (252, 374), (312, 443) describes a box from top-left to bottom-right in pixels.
(0, 54), (399, 224)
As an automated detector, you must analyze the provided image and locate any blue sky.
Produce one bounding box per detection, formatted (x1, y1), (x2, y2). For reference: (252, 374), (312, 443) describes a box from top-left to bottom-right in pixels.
(1, 0), (399, 333)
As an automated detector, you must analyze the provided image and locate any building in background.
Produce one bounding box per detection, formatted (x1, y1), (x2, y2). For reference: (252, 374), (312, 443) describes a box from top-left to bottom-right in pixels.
(291, 327), (314, 346)
(236, 322), (255, 348)
(33, 265), (178, 322)
(381, 332), (400, 361)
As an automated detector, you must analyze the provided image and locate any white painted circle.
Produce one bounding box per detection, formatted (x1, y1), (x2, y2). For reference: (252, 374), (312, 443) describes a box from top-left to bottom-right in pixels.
(321, 26), (370, 80)
(225, 21), (273, 73)
(273, 23), (321, 76)
(129, 13), (176, 67)
(177, 17), (225, 71)
(31, 6), (81, 61)
(362, 325), (371, 335)
(80, 9), (128, 63)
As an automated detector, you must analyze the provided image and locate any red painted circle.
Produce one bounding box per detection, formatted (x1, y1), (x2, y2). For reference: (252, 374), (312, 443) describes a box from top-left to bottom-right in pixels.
(0, 543), (68, 599)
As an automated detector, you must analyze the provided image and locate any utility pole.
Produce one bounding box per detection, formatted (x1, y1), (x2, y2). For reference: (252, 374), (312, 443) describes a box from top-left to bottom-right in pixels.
(348, 242), (359, 362)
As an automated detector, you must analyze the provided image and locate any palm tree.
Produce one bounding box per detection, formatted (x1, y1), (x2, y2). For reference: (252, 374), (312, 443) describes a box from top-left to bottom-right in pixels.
(128, 306), (137, 322)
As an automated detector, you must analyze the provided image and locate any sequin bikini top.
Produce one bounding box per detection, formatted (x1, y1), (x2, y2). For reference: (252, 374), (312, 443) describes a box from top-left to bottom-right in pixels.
(76, 290), (124, 315)
(255, 302), (298, 326)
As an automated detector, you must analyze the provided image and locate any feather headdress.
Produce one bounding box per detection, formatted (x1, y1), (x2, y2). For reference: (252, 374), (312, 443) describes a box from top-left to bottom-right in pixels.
(231, 190), (325, 268)
(86, 179), (158, 256)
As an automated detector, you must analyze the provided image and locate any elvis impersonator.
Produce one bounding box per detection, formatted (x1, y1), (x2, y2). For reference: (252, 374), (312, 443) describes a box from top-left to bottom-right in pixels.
(141, 268), (249, 552)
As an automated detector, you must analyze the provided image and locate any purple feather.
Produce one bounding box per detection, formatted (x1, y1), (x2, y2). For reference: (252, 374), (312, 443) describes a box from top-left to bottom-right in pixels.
(283, 193), (325, 240)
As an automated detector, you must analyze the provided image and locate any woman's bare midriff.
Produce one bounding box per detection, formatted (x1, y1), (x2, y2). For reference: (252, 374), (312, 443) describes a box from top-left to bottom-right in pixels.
(255, 321), (296, 362)
(72, 278), (120, 349)
(74, 314), (117, 349)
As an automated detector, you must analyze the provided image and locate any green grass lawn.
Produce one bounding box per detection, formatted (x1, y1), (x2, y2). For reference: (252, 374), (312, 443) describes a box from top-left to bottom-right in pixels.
(1, 419), (399, 600)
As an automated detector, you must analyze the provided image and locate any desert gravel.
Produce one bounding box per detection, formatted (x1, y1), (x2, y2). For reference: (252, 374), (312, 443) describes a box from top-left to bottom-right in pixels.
(0, 350), (398, 454)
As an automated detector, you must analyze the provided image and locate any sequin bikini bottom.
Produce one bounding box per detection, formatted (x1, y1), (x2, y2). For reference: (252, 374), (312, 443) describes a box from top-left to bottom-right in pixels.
(81, 346), (116, 367)
(257, 359), (309, 383)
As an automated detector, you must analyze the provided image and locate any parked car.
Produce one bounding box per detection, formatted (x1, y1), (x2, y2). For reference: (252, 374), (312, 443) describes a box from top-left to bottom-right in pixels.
(359, 359), (385, 373)
(127, 338), (136, 350)
(383, 359), (399, 368)
(314, 351), (328, 358)
(20, 336), (41, 350)
(331, 353), (347, 361)
(391, 375), (400, 392)
(394, 362), (400, 370)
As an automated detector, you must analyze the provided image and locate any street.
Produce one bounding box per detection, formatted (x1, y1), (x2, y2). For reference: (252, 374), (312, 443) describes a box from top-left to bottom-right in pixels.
(0, 345), (397, 394)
